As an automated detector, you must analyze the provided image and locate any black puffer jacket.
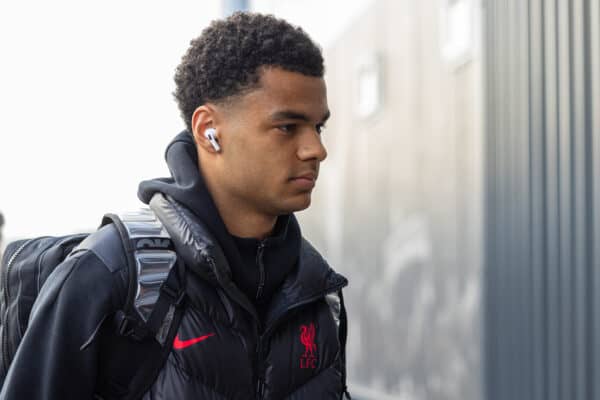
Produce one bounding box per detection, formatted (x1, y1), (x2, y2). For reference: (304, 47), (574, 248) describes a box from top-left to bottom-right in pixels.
(143, 193), (349, 399)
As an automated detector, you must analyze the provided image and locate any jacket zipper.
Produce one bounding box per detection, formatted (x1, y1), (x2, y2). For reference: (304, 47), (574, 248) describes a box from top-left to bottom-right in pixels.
(253, 280), (347, 399)
(255, 240), (267, 301)
(255, 338), (265, 399)
(254, 241), (267, 398)
(254, 317), (266, 400)
(1, 239), (35, 374)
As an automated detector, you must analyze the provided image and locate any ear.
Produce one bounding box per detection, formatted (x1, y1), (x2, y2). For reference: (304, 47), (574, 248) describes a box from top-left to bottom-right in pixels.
(191, 104), (220, 154)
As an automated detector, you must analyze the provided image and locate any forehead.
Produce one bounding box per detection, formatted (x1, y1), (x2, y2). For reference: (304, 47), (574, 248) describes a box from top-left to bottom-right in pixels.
(236, 67), (328, 120)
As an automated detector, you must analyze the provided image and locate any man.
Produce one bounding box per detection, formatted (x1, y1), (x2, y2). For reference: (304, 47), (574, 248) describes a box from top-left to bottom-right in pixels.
(0, 12), (349, 399)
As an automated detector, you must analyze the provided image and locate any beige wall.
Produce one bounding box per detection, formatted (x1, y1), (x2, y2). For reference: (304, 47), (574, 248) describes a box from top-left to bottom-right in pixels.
(298, 0), (484, 398)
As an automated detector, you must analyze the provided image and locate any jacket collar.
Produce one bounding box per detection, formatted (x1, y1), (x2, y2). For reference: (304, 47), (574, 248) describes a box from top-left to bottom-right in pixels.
(149, 193), (348, 324)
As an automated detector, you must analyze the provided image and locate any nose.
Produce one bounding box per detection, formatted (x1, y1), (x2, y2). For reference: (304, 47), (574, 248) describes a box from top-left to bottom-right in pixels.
(297, 129), (328, 162)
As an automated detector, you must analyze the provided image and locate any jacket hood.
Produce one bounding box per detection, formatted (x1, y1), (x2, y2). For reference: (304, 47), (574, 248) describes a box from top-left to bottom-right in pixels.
(138, 131), (222, 234)
(138, 131), (303, 313)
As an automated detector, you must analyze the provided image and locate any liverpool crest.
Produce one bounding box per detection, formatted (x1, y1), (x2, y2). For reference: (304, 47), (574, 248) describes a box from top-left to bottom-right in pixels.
(299, 322), (318, 369)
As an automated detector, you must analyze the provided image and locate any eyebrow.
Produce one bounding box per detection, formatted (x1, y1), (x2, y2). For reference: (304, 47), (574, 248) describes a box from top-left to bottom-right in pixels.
(270, 110), (331, 123)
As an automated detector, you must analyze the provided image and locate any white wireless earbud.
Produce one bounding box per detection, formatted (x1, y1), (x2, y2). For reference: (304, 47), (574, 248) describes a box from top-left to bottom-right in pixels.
(204, 128), (221, 152)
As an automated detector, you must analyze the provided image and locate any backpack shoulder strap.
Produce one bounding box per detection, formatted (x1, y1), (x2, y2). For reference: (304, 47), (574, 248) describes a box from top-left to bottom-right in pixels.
(92, 208), (186, 400)
(99, 209), (185, 343)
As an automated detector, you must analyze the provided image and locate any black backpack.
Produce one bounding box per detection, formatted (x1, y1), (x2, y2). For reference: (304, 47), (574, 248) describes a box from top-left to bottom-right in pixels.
(0, 209), (186, 399)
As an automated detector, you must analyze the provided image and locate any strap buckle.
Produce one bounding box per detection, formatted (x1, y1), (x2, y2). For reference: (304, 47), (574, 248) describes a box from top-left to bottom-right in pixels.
(114, 310), (148, 340)
(160, 282), (186, 308)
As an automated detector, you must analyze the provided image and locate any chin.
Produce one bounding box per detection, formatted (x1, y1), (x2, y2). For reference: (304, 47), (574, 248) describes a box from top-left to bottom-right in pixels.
(277, 194), (312, 214)
(291, 195), (313, 212)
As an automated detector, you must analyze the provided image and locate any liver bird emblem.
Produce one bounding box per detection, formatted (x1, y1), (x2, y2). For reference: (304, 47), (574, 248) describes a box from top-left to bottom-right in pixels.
(300, 323), (317, 358)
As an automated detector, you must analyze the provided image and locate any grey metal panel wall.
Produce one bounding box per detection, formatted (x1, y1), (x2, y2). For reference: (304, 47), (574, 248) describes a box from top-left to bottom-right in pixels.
(484, 0), (600, 399)
(594, 0), (600, 394)
(593, 0), (600, 392)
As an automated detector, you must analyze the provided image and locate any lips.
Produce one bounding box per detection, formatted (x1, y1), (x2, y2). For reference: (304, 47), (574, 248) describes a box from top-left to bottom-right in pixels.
(289, 171), (317, 189)
(290, 172), (317, 182)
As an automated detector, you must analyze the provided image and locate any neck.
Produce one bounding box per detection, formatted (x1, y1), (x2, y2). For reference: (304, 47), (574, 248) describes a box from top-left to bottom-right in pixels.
(221, 211), (277, 240)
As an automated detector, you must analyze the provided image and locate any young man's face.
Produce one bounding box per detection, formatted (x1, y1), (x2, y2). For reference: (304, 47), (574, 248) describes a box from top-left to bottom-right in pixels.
(213, 67), (329, 218)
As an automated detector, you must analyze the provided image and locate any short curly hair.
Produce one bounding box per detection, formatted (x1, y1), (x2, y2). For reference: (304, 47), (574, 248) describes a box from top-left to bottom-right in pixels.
(174, 12), (325, 132)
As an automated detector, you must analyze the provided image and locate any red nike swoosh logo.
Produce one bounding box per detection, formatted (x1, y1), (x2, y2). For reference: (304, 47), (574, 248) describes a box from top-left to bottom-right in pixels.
(173, 333), (215, 350)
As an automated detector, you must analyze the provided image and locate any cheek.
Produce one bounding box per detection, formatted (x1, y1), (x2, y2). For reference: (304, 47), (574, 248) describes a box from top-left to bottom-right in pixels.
(221, 150), (267, 190)
(222, 137), (291, 190)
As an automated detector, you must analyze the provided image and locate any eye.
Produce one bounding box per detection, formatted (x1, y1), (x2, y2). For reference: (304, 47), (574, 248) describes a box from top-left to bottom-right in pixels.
(278, 124), (297, 134)
(316, 123), (327, 135)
